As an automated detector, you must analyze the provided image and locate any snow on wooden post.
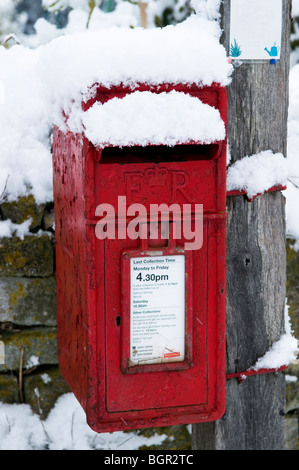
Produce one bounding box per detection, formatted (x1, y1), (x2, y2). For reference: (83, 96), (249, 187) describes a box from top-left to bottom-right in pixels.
(192, 0), (292, 450)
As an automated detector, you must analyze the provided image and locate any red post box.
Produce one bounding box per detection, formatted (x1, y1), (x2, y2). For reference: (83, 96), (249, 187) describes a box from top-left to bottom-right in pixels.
(52, 82), (227, 433)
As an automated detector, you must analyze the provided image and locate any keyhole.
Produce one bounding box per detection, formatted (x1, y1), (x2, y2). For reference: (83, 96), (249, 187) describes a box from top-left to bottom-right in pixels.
(116, 316), (121, 326)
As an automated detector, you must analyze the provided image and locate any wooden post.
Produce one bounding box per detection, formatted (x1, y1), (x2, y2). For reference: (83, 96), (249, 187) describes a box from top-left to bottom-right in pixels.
(192, 0), (291, 450)
(138, 2), (148, 28)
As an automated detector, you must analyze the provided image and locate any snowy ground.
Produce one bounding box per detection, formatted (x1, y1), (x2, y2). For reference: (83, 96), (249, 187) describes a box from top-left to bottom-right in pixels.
(0, 393), (174, 450)
(0, 0), (299, 451)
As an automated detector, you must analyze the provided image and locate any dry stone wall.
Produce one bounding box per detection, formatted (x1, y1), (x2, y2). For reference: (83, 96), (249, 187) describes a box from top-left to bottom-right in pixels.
(285, 239), (299, 450)
(0, 195), (70, 418)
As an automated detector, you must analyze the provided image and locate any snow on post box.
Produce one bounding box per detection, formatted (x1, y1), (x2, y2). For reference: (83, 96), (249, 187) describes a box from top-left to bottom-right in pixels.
(52, 81), (227, 433)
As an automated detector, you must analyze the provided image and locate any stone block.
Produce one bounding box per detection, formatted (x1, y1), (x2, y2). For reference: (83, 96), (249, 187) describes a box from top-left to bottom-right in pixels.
(285, 415), (299, 450)
(0, 234), (53, 277)
(24, 367), (71, 419)
(0, 327), (57, 372)
(0, 276), (57, 326)
(287, 239), (299, 339)
(0, 373), (19, 404)
(0, 195), (47, 230)
(286, 374), (299, 413)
